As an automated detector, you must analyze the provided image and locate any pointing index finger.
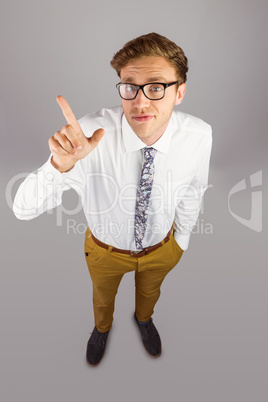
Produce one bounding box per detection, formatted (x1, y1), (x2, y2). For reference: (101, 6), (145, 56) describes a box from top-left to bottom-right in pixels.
(56, 95), (81, 133)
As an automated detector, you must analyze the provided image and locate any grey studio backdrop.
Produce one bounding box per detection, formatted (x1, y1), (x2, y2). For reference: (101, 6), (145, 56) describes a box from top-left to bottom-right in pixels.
(1, 0), (267, 401)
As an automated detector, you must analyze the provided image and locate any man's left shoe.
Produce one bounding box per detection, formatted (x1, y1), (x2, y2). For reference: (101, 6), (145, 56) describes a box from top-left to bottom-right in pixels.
(134, 313), (162, 357)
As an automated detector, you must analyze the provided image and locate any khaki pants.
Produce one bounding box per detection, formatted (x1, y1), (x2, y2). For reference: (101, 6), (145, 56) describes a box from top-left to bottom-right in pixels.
(84, 228), (184, 333)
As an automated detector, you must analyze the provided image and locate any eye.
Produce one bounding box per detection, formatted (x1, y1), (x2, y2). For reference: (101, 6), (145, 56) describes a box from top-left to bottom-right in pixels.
(125, 84), (136, 92)
(148, 84), (164, 92)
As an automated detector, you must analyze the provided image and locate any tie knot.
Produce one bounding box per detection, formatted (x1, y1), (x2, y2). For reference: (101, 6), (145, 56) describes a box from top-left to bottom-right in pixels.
(143, 147), (157, 160)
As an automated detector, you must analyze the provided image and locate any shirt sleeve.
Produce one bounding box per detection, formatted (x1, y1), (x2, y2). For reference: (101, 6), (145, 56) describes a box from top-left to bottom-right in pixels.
(173, 128), (212, 250)
(13, 155), (84, 220)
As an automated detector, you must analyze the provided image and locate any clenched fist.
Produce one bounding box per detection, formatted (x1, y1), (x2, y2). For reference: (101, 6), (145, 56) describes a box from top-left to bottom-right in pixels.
(48, 96), (105, 173)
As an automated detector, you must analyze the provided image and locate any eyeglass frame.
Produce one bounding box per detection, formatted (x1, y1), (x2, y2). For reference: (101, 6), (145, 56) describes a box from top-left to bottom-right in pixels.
(116, 81), (179, 101)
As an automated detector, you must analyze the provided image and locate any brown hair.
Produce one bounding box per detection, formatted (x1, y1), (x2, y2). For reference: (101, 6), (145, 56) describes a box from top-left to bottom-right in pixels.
(110, 32), (188, 84)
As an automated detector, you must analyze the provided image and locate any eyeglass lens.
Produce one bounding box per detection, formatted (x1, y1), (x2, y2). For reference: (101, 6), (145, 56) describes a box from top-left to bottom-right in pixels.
(119, 83), (165, 100)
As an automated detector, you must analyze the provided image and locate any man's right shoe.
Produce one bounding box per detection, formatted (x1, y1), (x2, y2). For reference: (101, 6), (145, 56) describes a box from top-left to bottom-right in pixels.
(86, 326), (110, 366)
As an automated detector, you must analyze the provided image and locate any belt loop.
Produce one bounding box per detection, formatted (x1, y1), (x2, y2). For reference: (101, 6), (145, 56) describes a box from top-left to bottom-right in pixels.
(161, 240), (165, 246)
(107, 245), (113, 253)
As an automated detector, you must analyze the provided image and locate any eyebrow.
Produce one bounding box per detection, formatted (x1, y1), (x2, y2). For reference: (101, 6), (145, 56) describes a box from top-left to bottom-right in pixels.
(147, 76), (167, 82)
(122, 76), (167, 84)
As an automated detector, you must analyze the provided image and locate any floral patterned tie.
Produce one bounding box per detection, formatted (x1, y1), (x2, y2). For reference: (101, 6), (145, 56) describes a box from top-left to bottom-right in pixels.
(134, 147), (157, 250)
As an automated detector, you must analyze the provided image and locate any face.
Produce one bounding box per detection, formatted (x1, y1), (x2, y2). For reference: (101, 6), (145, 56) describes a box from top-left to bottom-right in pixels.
(120, 56), (186, 145)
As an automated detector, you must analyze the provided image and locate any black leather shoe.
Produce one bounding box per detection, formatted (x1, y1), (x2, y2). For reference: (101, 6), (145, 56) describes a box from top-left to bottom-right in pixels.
(134, 314), (161, 357)
(86, 326), (110, 366)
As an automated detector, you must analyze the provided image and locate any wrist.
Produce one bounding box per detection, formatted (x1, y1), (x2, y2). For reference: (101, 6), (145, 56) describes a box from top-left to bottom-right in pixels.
(50, 156), (75, 173)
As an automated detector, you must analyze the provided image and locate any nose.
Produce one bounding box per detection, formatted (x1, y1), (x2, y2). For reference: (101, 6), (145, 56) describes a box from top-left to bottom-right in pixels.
(132, 88), (151, 108)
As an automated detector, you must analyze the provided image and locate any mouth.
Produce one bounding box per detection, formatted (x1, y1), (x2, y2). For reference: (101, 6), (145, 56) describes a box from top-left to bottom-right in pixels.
(133, 114), (154, 122)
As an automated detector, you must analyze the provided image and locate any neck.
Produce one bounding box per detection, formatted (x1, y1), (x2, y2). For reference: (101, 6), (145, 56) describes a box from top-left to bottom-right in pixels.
(140, 135), (161, 146)
(138, 122), (169, 146)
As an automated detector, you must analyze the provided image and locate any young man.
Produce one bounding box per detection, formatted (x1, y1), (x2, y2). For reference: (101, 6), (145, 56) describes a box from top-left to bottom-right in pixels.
(13, 33), (212, 366)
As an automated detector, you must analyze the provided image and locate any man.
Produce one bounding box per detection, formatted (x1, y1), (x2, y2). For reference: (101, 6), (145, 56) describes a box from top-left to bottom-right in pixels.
(13, 33), (212, 366)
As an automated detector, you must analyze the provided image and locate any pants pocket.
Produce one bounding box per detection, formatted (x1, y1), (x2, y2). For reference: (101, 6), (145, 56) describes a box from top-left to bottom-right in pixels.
(171, 235), (184, 263)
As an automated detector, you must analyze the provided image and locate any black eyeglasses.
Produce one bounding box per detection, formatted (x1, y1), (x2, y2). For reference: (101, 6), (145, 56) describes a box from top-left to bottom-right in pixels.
(116, 81), (179, 100)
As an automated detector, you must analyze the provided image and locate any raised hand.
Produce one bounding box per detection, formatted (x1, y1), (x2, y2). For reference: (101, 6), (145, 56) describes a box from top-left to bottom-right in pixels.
(48, 96), (105, 172)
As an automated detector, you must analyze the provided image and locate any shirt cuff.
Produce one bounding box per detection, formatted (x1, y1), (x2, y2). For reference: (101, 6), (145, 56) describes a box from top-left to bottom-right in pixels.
(173, 232), (190, 251)
(47, 155), (76, 179)
(41, 155), (65, 181)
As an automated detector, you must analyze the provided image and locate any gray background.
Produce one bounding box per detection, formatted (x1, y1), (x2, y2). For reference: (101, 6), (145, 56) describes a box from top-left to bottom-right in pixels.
(1, 0), (267, 401)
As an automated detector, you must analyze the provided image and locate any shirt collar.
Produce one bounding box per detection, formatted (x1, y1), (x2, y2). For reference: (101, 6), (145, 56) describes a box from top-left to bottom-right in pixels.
(122, 113), (174, 154)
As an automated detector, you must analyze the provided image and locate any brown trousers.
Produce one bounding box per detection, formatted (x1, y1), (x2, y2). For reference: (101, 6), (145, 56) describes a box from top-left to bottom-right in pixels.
(84, 228), (184, 333)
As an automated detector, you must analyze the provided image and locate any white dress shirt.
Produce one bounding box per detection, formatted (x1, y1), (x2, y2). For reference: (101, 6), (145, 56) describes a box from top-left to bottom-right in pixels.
(13, 106), (212, 251)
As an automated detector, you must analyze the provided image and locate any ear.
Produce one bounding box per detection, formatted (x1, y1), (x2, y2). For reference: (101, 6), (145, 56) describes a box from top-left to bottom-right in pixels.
(175, 83), (186, 105)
